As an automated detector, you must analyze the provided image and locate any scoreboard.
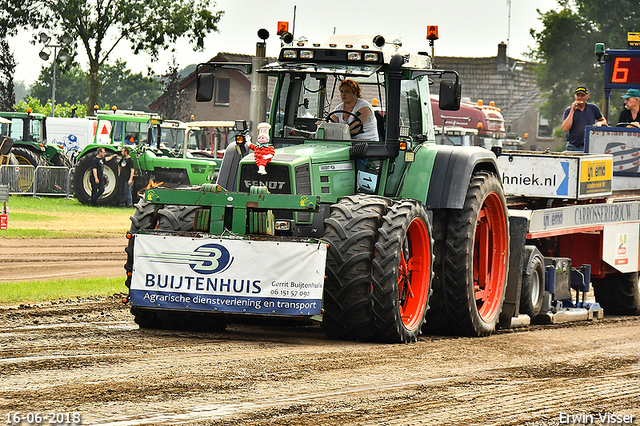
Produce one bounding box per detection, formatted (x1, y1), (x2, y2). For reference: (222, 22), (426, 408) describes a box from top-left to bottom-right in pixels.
(605, 51), (640, 88)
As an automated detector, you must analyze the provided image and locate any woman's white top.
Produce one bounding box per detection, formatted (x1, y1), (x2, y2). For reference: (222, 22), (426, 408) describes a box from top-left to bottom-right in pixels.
(334, 98), (379, 141)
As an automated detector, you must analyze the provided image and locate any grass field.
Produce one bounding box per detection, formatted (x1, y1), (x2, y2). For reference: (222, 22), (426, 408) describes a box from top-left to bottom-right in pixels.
(1, 196), (133, 303)
(1, 195), (132, 238)
(0, 277), (126, 304)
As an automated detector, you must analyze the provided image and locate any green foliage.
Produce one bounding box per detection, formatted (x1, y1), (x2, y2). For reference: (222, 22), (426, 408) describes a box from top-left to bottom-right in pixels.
(530, 0), (640, 129)
(0, 39), (15, 110)
(30, 62), (88, 106)
(0, 0), (224, 113)
(28, 60), (161, 113)
(15, 96), (87, 117)
(157, 56), (188, 120)
(100, 60), (161, 111)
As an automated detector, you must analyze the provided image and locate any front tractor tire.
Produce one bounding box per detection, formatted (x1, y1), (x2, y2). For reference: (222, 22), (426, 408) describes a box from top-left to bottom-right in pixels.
(444, 171), (509, 336)
(322, 195), (389, 341)
(73, 152), (120, 206)
(12, 146), (46, 167)
(371, 200), (433, 343)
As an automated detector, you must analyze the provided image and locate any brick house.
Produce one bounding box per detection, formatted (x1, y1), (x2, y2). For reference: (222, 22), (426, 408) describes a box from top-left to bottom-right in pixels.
(149, 53), (276, 123)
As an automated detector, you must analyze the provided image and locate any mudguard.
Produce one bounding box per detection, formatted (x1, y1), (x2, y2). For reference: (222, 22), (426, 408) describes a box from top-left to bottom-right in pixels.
(402, 145), (499, 209)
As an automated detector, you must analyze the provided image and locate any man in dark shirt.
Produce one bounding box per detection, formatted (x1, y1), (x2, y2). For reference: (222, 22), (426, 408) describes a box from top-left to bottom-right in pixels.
(118, 146), (135, 207)
(90, 148), (116, 206)
(618, 88), (640, 129)
(562, 86), (607, 151)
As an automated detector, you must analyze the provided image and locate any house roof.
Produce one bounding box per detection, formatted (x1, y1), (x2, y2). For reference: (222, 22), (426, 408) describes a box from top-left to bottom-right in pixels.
(149, 52), (277, 111)
(433, 55), (540, 125)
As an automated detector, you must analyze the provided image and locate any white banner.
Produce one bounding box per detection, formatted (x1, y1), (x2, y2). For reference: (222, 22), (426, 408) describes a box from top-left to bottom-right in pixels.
(130, 234), (327, 316)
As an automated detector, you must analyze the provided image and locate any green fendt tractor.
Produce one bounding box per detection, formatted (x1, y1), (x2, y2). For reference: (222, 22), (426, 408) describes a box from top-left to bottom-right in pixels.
(0, 111), (71, 167)
(125, 33), (509, 343)
(73, 111), (217, 206)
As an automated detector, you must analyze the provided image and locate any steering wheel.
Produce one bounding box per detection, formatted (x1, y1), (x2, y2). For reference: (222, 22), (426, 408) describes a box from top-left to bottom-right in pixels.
(326, 110), (364, 135)
(616, 122), (640, 128)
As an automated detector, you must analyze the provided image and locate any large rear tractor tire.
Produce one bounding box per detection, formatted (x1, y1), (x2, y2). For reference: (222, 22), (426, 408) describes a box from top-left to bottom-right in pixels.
(51, 152), (72, 168)
(444, 171), (509, 336)
(322, 195), (389, 341)
(73, 152), (120, 206)
(12, 146), (46, 168)
(520, 246), (545, 318)
(593, 272), (640, 315)
(371, 200), (433, 343)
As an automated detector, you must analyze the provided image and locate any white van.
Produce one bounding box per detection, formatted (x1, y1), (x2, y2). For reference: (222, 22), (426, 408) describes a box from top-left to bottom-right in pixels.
(45, 117), (111, 163)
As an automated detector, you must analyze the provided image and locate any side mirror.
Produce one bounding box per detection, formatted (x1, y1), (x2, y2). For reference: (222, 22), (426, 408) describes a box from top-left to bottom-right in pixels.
(439, 80), (461, 111)
(196, 72), (215, 102)
(234, 120), (248, 132)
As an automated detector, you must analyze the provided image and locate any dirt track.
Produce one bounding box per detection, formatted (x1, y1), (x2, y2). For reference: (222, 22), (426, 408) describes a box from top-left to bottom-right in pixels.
(0, 238), (127, 282)
(1, 296), (640, 426)
(2, 239), (640, 425)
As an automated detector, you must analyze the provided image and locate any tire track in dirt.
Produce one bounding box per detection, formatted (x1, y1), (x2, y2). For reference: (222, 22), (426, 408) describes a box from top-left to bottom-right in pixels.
(2, 300), (640, 426)
(0, 238), (127, 282)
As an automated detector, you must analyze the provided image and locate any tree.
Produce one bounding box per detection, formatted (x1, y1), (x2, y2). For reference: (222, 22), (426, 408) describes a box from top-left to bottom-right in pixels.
(29, 60), (161, 112)
(529, 0), (640, 129)
(100, 60), (161, 111)
(157, 57), (189, 120)
(30, 62), (88, 106)
(0, 0), (224, 115)
(0, 39), (16, 111)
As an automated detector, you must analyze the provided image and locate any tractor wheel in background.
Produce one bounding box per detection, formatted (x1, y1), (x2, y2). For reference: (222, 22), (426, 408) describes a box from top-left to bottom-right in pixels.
(11, 146), (46, 167)
(444, 171), (509, 336)
(73, 153), (120, 206)
(371, 199), (433, 343)
(519, 246), (545, 318)
(321, 194), (389, 341)
(593, 272), (640, 315)
(7, 153), (18, 165)
(422, 210), (451, 335)
(51, 152), (72, 168)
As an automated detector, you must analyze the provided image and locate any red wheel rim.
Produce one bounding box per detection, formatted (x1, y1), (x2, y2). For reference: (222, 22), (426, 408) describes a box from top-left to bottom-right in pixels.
(398, 217), (431, 330)
(474, 191), (508, 322)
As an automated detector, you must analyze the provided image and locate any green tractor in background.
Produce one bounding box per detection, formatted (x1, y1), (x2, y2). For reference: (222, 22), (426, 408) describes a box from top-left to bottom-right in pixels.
(73, 111), (218, 206)
(0, 111), (72, 167)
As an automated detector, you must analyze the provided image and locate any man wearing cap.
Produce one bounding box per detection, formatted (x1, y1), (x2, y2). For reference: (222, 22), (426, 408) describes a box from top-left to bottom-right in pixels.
(562, 86), (607, 151)
(618, 89), (640, 129)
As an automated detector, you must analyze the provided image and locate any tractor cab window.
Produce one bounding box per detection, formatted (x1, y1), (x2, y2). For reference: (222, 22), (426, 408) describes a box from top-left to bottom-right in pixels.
(10, 118), (24, 140)
(399, 79), (423, 139)
(273, 73), (328, 142)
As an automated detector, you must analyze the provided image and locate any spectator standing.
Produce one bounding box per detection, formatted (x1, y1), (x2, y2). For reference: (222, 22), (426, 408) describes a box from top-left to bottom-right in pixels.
(90, 148), (116, 206)
(118, 146), (135, 207)
(561, 86), (607, 151)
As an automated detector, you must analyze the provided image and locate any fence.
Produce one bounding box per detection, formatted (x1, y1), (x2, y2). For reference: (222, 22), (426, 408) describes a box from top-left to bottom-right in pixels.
(0, 165), (73, 197)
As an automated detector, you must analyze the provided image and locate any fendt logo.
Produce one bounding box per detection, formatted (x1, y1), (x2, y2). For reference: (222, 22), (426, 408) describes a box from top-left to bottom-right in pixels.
(243, 180), (286, 190)
(139, 243), (234, 274)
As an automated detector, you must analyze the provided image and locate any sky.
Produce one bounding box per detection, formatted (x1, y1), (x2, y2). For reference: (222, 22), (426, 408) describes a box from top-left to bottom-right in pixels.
(9, 0), (561, 88)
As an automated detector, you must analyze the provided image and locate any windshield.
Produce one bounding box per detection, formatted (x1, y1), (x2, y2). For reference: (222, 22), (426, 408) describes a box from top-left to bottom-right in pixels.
(160, 127), (185, 150)
(10, 117), (43, 142)
(187, 126), (236, 153)
(272, 71), (385, 143)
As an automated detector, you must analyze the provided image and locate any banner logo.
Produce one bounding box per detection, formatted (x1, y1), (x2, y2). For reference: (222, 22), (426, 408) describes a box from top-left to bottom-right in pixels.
(139, 243), (233, 274)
